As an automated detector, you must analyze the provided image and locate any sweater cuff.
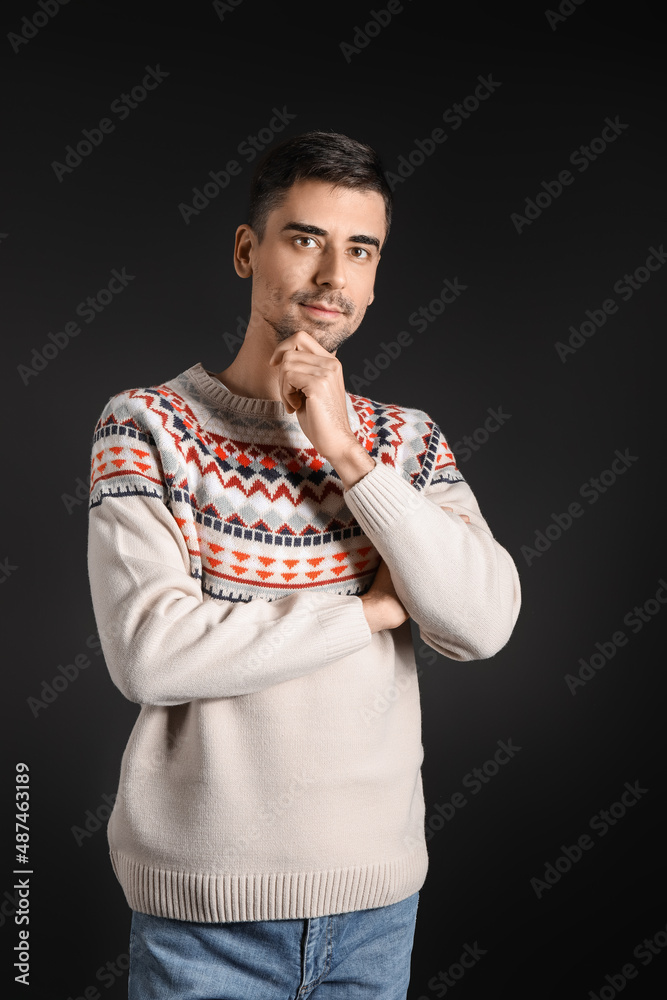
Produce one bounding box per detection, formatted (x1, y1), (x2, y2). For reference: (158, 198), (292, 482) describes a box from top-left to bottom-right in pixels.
(317, 597), (371, 661)
(343, 461), (423, 536)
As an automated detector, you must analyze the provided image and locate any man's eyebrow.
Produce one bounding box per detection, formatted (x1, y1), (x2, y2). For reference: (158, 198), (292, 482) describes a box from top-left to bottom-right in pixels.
(348, 233), (381, 250)
(281, 222), (380, 251)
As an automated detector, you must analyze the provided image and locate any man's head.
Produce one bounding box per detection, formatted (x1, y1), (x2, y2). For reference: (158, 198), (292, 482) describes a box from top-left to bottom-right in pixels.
(247, 131), (392, 249)
(234, 131), (392, 353)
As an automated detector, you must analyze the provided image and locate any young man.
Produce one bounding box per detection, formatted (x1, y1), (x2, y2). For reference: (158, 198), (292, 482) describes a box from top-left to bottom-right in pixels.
(87, 131), (521, 999)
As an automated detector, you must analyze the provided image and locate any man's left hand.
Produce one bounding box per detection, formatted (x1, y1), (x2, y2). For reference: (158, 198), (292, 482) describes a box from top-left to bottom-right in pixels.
(269, 330), (375, 489)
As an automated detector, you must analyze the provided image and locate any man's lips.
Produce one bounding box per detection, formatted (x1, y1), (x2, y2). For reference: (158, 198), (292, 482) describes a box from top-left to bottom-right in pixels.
(300, 302), (343, 318)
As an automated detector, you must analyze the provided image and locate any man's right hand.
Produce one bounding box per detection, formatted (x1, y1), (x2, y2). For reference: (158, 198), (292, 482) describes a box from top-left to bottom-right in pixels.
(360, 559), (409, 633)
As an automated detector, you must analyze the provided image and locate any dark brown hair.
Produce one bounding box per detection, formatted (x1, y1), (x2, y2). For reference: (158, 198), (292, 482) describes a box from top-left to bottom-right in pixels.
(247, 130), (392, 248)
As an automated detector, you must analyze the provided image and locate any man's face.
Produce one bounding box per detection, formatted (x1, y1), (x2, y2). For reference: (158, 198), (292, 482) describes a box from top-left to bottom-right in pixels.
(241, 178), (386, 353)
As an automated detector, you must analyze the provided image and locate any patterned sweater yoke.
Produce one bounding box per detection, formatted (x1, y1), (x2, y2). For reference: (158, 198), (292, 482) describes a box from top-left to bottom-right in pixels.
(90, 362), (464, 604)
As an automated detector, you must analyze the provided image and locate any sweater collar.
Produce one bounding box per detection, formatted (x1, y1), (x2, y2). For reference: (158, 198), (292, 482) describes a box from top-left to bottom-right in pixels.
(187, 361), (362, 432)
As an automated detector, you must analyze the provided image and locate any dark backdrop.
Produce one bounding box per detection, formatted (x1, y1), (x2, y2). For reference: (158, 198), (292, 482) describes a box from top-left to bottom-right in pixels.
(2, 1), (666, 997)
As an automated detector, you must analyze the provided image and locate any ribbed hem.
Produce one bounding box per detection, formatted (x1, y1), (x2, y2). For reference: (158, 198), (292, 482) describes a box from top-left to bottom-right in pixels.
(343, 462), (424, 535)
(110, 848), (429, 922)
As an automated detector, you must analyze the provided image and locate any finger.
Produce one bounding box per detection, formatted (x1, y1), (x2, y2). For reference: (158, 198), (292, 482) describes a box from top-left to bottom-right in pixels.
(272, 351), (341, 411)
(269, 330), (333, 366)
(441, 506), (470, 523)
(279, 366), (333, 412)
(278, 376), (305, 412)
(277, 362), (339, 413)
(272, 358), (302, 411)
(275, 349), (338, 378)
(278, 352), (336, 373)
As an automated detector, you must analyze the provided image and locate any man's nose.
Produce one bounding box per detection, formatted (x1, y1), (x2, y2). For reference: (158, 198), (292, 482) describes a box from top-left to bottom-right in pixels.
(314, 247), (346, 288)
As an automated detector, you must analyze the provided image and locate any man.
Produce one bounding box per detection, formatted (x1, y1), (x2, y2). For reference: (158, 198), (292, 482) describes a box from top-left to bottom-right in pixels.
(87, 130), (521, 999)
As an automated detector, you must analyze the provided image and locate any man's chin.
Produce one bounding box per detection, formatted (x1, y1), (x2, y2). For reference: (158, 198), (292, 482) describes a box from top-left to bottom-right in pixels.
(272, 319), (355, 353)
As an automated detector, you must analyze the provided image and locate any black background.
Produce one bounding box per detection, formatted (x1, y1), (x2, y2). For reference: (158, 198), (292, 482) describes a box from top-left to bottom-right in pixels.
(2, 0), (666, 997)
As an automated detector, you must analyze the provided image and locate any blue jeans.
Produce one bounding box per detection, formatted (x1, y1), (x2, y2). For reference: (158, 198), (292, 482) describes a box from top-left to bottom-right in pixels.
(128, 892), (419, 999)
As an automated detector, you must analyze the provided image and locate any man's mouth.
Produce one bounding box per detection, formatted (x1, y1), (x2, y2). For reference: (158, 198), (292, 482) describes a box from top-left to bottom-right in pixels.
(300, 302), (343, 318)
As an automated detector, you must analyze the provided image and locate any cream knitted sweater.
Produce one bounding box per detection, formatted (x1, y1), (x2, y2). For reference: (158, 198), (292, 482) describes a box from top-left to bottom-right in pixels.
(87, 361), (521, 922)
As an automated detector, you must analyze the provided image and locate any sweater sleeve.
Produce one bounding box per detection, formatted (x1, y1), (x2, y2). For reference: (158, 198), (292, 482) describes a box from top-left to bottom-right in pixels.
(342, 423), (521, 662)
(87, 492), (372, 705)
(87, 385), (372, 707)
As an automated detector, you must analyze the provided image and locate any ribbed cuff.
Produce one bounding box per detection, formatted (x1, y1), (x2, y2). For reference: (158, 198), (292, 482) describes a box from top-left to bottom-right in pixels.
(343, 462), (423, 536)
(317, 598), (372, 662)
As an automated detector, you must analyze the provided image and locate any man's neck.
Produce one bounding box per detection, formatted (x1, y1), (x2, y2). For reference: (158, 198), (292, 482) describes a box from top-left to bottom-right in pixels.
(213, 320), (339, 403)
(213, 323), (282, 401)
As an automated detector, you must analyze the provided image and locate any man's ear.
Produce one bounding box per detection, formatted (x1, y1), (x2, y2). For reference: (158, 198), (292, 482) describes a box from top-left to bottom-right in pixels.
(233, 224), (255, 278)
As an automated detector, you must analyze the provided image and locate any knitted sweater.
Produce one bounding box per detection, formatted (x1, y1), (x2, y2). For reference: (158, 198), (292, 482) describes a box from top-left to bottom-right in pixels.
(87, 360), (521, 923)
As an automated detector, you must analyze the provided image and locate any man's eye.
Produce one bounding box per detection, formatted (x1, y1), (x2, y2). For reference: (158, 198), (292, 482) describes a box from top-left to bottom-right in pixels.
(350, 247), (370, 259)
(295, 236), (317, 247)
